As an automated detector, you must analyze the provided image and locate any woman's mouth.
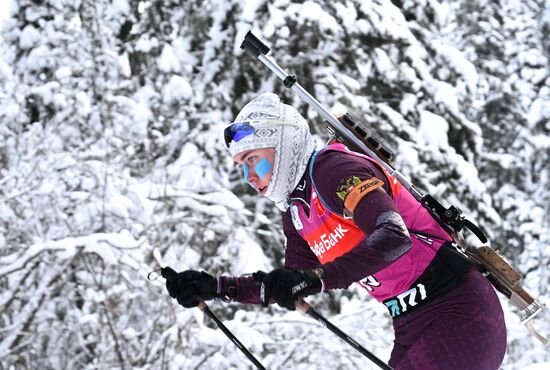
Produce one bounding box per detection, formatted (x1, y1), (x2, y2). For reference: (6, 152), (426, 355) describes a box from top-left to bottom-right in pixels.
(259, 186), (267, 195)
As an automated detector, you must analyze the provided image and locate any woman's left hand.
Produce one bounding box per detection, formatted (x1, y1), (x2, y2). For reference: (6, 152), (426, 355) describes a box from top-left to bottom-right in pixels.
(254, 268), (324, 310)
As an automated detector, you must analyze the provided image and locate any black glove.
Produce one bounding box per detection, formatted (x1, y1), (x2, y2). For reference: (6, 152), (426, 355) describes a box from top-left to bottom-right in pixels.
(161, 266), (217, 308)
(254, 267), (324, 310)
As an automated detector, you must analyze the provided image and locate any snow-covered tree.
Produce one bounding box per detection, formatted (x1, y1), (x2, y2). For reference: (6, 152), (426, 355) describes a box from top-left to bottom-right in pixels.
(0, 0), (548, 369)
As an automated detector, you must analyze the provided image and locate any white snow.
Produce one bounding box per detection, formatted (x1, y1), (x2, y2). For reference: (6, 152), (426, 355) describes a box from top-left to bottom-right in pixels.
(433, 41), (479, 93)
(1, 1), (548, 369)
(418, 110), (449, 149)
(161, 75), (192, 104)
(76, 91), (92, 115)
(135, 36), (158, 53)
(522, 364), (550, 370)
(400, 93), (418, 115)
(240, 0), (262, 22)
(286, 1), (340, 33)
(432, 80), (460, 115)
(18, 24), (41, 49)
(108, 0), (130, 17)
(54, 66), (72, 79)
(333, 2), (357, 23)
(117, 52), (131, 78)
(158, 44), (181, 73)
(229, 228), (272, 274)
(527, 97), (549, 126)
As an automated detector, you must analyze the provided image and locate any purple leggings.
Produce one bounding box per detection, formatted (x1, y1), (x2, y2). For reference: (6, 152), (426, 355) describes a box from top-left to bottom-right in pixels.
(389, 269), (507, 370)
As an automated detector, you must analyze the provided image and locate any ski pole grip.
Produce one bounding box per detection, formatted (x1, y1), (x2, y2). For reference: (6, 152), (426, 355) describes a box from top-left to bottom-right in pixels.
(295, 298), (312, 313)
(241, 31), (270, 58)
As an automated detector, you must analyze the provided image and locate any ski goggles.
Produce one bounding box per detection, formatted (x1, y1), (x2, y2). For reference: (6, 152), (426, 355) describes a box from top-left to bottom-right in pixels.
(224, 119), (294, 148)
(224, 121), (256, 148)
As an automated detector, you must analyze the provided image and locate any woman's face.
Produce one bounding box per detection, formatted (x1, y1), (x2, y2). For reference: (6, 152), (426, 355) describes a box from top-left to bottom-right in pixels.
(233, 147), (276, 196)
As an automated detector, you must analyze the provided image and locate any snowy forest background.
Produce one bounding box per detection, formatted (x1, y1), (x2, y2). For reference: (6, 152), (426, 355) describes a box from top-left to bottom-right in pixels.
(0, 0), (549, 369)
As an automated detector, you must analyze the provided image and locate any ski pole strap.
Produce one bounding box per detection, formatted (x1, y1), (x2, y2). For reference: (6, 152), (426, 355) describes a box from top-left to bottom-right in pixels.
(296, 299), (393, 370)
(216, 276), (237, 302)
(197, 301), (267, 370)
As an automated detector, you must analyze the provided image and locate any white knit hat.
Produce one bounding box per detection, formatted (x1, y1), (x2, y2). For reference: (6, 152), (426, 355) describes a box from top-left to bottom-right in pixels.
(226, 93), (316, 211)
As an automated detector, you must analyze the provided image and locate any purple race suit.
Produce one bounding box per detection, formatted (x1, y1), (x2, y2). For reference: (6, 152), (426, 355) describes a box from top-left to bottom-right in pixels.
(225, 144), (506, 369)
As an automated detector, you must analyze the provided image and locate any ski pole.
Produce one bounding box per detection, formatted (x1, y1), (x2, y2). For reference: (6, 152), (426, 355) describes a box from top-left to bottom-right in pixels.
(296, 299), (393, 370)
(197, 300), (267, 370)
(158, 267), (267, 370)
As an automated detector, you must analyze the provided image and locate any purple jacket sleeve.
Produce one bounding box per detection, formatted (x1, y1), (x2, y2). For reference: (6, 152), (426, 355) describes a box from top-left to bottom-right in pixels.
(313, 150), (412, 290)
(229, 209), (321, 304)
(231, 275), (261, 304)
(217, 275), (259, 304)
(229, 149), (413, 301)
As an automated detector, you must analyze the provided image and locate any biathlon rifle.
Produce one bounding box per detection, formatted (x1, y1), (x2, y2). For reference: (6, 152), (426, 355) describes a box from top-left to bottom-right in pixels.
(240, 31), (548, 345)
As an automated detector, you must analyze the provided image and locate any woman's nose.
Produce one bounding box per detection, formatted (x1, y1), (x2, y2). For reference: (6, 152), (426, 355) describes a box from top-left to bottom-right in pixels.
(242, 163), (257, 186)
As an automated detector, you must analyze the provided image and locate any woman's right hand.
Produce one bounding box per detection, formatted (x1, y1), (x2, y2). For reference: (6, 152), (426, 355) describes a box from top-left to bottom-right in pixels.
(161, 267), (217, 308)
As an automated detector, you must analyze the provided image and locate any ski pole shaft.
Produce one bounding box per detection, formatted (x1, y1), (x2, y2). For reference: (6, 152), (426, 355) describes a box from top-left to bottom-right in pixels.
(159, 268), (267, 369)
(296, 299), (393, 370)
(197, 301), (267, 370)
